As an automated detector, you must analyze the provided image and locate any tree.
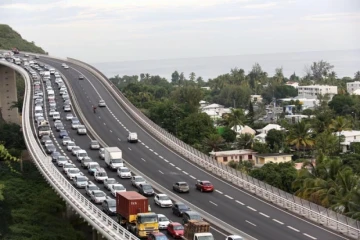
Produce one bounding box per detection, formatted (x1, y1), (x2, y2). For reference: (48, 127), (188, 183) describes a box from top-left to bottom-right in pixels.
(287, 121), (314, 152)
(273, 67), (285, 85)
(329, 116), (352, 150)
(265, 129), (285, 152)
(196, 76), (205, 87)
(354, 71), (360, 81)
(328, 95), (356, 116)
(189, 72), (196, 82)
(171, 86), (203, 114)
(223, 108), (247, 129)
(310, 60), (334, 81)
(314, 130), (339, 156)
(247, 101), (254, 126)
(237, 133), (255, 149)
(203, 134), (224, 152)
(289, 72), (299, 82)
(171, 71), (180, 84)
(220, 127), (237, 142)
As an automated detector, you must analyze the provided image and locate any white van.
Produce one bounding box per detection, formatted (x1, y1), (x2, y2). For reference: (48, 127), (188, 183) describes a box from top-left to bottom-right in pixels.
(94, 167), (108, 183)
(127, 132), (138, 143)
(47, 89), (54, 95)
(34, 106), (43, 118)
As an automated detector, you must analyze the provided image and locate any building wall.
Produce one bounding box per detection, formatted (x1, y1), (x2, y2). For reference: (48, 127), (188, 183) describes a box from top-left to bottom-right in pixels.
(0, 65), (20, 124)
(215, 154), (254, 164)
(255, 155), (292, 165)
(297, 85), (337, 98)
(347, 81), (360, 94)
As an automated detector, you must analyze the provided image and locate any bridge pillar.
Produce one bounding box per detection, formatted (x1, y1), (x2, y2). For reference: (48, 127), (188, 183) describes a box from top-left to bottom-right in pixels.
(65, 202), (76, 218)
(92, 229), (103, 240)
(0, 65), (20, 124)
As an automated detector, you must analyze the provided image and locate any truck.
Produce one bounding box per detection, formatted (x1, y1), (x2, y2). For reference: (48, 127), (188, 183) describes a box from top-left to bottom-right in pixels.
(38, 120), (50, 137)
(104, 147), (124, 170)
(116, 191), (159, 238)
(183, 220), (214, 240)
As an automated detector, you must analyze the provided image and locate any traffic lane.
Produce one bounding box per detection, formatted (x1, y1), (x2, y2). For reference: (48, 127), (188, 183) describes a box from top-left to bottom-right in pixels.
(43, 59), (345, 240)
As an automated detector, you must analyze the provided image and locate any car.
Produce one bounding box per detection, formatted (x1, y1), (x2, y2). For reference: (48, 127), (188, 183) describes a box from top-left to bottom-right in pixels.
(64, 99), (71, 106)
(62, 136), (71, 146)
(98, 99), (106, 107)
(66, 113), (74, 120)
(66, 168), (82, 179)
(73, 175), (89, 188)
(71, 119), (81, 129)
(110, 184), (126, 197)
(117, 167), (131, 179)
(77, 125), (87, 135)
(76, 150), (88, 161)
(48, 109), (56, 116)
(44, 140), (53, 147)
(81, 157), (93, 168)
(102, 198), (116, 216)
(90, 140), (100, 150)
(79, 75), (84, 80)
(195, 180), (214, 192)
(66, 141), (76, 151)
(62, 163), (76, 173)
(45, 144), (56, 154)
(182, 211), (202, 224)
(59, 129), (68, 138)
(71, 146), (82, 156)
(99, 148), (105, 159)
(147, 232), (168, 240)
(127, 132), (138, 143)
(138, 184), (155, 196)
(225, 235), (243, 240)
(90, 190), (107, 204)
(63, 65), (69, 69)
(87, 162), (100, 175)
(56, 124), (64, 132)
(85, 184), (99, 196)
(56, 155), (68, 167)
(54, 121), (63, 129)
(62, 94), (70, 100)
(61, 63), (66, 67)
(104, 178), (118, 190)
(51, 152), (61, 162)
(172, 202), (190, 217)
(154, 194), (173, 207)
(63, 105), (71, 112)
(49, 102), (57, 110)
(167, 222), (184, 238)
(157, 214), (171, 230)
(173, 182), (190, 193)
(131, 176), (147, 188)
(52, 113), (60, 120)
(41, 135), (51, 144)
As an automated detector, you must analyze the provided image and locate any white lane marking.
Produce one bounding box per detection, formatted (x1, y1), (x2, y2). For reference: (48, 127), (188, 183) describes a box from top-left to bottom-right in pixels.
(247, 206), (257, 212)
(236, 200), (245, 205)
(190, 175), (196, 179)
(103, 122), (106, 125)
(209, 201), (218, 206)
(141, 142), (145, 145)
(154, 152), (158, 155)
(164, 159), (169, 162)
(176, 167), (181, 171)
(109, 130), (112, 133)
(141, 158), (146, 162)
(118, 138), (121, 141)
(158, 170), (164, 174)
(145, 145), (149, 148)
(225, 195), (233, 199)
(245, 220), (256, 227)
(159, 156), (163, 159)
(273, 219), (284, 225)
(182, 171), (188, 175)
(287, 226), (300, 232)
(259, 212), (269, 218)
(98, 116), (101, 119)
(215, 190), (223, 194)
(128, 147), (132, 151)
(303, 233), (317, 239)
(149, 149), (154, 152)
(169, 163), (175, 166)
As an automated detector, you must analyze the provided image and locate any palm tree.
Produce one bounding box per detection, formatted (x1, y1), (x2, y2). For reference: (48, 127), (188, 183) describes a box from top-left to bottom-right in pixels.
(354, 71), (360, 81)
(329, 116), (351, 150)
(223, 108), (247, 129)
(237, 133), (254, 149)
(287, 121), (314, 153)
(203, 134), (224, 152)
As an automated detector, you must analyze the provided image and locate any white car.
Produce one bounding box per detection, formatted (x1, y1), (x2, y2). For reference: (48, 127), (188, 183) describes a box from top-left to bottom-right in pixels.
(77, 125), (87, 135)
(104, 178), (118, 190)
(64, 65), (69, 69)
(157, 214), (171, 229)
(99, 148), (105, 159)
(63, 105), (71, 112)
(66, 168), (83, 179)
(62, 163), (76, 173)
(66, 142), (76, 151)
(225, 235), (243, 240)
(85, 183), (99, 196)
(131, 176), (147, 188)
(154, 194), (173, 207)
(66, 113), (74, 120)
(71, 146), (82, 156)
(90, 190), (106, 204)
(117, 167), (132, 179)
(56, 156), (68, 167)
(48, 109), (56, 116)
(76, 150), (88, 161)
(52, 113), (60, 120)
(110, 184), (126, 197)
(62, 136), (71, 146)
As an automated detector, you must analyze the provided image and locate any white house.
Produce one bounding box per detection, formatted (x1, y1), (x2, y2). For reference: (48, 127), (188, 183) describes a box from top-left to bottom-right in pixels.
(258, 124), (284, 134)
(254, 133), (267, 143)
(250, 95), (263, 103)
(201, 103), (231, 119)
(297, 85), (338, 99)
(352, 89), (360, 96)
(285, 114), (313, 124)
(336, 130), (360, 153)
(279, 97), (319, 110)
(347, 81), (360, 94)
(232, 125), (256, 136)
(285, 81), (299, 88)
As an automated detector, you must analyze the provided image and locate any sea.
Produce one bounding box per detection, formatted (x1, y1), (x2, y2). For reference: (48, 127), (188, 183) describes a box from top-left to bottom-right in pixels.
(92, 49), (360, 81)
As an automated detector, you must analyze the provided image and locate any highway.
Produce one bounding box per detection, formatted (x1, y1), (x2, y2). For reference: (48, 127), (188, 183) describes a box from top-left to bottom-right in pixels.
(38, 56), (348, 240)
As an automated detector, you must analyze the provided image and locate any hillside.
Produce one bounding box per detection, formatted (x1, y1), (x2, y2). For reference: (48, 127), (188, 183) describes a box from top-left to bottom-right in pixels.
(0, 24), (46, 54)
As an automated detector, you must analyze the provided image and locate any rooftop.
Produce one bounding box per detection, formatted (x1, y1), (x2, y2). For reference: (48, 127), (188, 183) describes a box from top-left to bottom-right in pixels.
(255, 153), (293, 157)
(209, 149), (255, 156)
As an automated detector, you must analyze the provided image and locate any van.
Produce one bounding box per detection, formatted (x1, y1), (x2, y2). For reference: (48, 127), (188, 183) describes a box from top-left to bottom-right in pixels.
(47, 90), (54, 95)
(182, 211), (202, 224)
(94, 167), (108, 183)
(34, 106), (43, 117)
(127, 132), (138, 143)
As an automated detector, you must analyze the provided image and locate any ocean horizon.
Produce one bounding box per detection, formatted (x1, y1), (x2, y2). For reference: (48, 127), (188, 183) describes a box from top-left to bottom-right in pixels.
(92, 49), (360, 81)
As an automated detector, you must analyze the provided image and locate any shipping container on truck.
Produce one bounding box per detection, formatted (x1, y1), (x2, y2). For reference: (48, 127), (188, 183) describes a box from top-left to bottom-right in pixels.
(116, 191), (159, 238)
(182, 221), (214, 240)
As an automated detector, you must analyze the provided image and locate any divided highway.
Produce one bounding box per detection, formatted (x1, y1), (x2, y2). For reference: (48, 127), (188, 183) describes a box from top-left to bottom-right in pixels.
(40, 57), (348, 240)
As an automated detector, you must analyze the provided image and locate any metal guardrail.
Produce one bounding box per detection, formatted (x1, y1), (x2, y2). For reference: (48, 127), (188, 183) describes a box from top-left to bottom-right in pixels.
(64, 57), (360, 239)
(0, 60), (138, 240)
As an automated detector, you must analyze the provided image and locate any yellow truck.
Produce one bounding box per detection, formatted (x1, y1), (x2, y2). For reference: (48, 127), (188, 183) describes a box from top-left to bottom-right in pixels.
(116, 191), (159, 238)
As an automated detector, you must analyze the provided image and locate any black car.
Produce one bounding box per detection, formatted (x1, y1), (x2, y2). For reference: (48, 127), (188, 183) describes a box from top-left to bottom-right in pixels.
(51, 152), (61, 162)
(138, 184), (155, 196)
(102, 199), (116, 216)
(172, 202), (190, 217)
(79, 75), (84, 80)
(46, 144), (56, 154)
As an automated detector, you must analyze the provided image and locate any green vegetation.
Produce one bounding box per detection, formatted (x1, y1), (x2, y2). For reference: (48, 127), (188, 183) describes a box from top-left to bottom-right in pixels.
(0, 24), (46, 54)
(109, 60), (360, 219)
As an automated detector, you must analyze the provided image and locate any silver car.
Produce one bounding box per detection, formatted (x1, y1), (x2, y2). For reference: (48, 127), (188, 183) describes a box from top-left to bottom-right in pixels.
(98, 99), (106, 107)
(104, 178), (118, 190)
(56, 155), (68, 167)
(73, 176), (89, 188)
(77, 125), (87, 135)
(90, 140), (100, 150)
(90, 190), (107, 204)
(62, 136), (71, 146)
(85, 184), (99, 196)
(99, 148), (105, 159)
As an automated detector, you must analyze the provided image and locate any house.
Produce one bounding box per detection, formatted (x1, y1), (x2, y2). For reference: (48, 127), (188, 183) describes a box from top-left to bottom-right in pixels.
(254, 133), (267, 143)
(250, 95), (263, 103)
(199, 100), (209, 108)
(352, 89), (360, 95)
(209, 149), (256, 164)
(297, 85), (338, 99)
(258, 124), (284, 134)
(335, 130), (360, 153)
(279, 97), (319, 110)
(285, 114), (313, 124)
(347, 81), (360, 94)
(254, 153), (293, 167)
(232, 125), (256, 136)
(285, 81), (299, 88)
(201, 103), (231, 120)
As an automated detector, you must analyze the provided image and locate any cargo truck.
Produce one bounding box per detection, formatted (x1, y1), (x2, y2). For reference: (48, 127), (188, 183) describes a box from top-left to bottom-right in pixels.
(182, 220), (214, 240)
(116, 191), (159, 238)
(104, 147), (124, 170)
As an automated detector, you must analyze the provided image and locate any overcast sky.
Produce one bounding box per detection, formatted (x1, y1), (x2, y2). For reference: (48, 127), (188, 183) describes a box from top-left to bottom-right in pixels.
(1, 0), (359, 63)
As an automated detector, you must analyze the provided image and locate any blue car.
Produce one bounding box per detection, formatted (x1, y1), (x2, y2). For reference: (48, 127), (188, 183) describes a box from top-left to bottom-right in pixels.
(59, 130), (68, 138)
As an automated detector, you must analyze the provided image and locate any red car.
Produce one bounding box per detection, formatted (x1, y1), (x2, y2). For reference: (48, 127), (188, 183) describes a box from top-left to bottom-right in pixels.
(147, 232), (168, 240)
(195, 180), (214, 192)
(167, 222), (184, 238)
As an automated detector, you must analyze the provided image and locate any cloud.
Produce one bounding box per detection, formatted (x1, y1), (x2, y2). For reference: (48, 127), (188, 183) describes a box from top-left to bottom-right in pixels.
(303, 12), (360, 21)
(190, 15), (272, 23)
(244, 2), (278, 9)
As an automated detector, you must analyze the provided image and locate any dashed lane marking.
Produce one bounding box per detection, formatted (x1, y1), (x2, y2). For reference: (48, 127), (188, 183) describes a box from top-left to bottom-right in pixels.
(158, 170), (164, 174)
(215, 190), (223, 194)
(247, 206), (257, 212)
(182, 171), (188, 175)
(141, 158), (146, 162)
(149, 149), (154, 152)
(236, 200), (245, 205)
(303, 233), (317, 239)
(259, 212), (269, 218)
(190, 175), (196, 179)
(159, 156), (163, 159)
(154, 152), (158, 155)
(209, 201), (218, 206)
(176, 167), (181, 171)
(145, 146), (149, 148)
(128, 147), (132, 151)
(273, 219), (284, 225)
(287, 226), (300, 232)
(103, 123), (106, 125)
(245, 220), (256, 227)
(109, 130), (112, 133)
(118, 138), (121, 141)
(225, 195), (233, 199)
(164, 159), (169, 162)
(169, 163), (175, 166)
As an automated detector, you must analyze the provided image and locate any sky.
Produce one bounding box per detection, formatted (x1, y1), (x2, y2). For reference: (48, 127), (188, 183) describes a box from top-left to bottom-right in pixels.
(0, 0), (359, 63)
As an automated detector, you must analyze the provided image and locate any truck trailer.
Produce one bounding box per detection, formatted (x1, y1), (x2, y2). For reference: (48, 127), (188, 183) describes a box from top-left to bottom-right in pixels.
(182, 220), (214, 240)
(104, 147), (124, 170)
(116, 191), (159, 238)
